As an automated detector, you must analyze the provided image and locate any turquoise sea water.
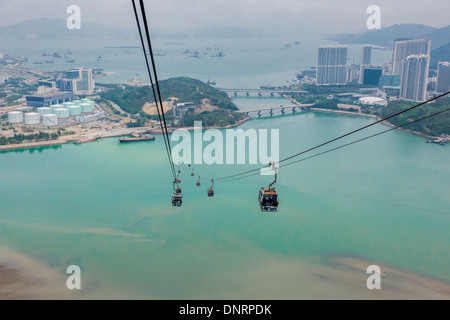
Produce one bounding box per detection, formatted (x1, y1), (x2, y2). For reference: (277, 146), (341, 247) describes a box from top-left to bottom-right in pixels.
(0, 110), (449, 298)
(1, 36), (449, 298)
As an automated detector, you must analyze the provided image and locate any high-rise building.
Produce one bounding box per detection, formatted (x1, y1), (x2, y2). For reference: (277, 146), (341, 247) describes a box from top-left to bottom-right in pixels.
(361, 45), (372, 66)
(436, 61), (450, 94)
(359, 45), (372, 84)
(57, 67), (95, 94)
(316, 46), (348, 86)
(392, 38), (431, 75)
(400, 54), (430, 102)
(346, 65), (359, 83)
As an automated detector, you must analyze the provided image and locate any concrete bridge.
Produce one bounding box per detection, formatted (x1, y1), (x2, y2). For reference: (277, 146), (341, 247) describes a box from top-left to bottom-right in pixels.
(218, 88), (308, 97)
(237, 104), (314, 117)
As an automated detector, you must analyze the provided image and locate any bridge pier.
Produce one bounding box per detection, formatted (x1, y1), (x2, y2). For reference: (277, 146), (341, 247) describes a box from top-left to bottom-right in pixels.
(234, 91), (237, 97)
(246, 92), (250, 97)
(258, 111), (262, 117)
(281, 108), (285, 115)
(269, 110), (274, 117)
(292, 107), (296, 113)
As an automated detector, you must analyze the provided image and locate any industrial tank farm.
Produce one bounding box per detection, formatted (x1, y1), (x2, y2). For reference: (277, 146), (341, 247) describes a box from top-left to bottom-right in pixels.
(3, 98), (98, 128)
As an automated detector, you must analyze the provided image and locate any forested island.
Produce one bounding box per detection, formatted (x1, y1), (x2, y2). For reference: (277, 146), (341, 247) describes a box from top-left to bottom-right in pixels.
(99, 77), (246, 128)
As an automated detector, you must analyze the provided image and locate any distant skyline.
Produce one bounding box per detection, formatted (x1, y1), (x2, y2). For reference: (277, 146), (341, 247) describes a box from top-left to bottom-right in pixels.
(0, 0), (449, 36)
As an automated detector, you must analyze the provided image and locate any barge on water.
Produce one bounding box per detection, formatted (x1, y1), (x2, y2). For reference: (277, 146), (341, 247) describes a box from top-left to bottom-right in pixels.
(74, 136), (100, 144)
(118, 133), (155, 143)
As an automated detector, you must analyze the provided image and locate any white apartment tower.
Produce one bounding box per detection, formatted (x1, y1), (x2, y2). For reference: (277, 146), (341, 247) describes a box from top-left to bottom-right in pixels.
(316, 46), (348, 85)
(436, 61), (450, 94)
(400, 54), (430, 102)
(392, 38), (431, 75)
(359, 45), (372, 84)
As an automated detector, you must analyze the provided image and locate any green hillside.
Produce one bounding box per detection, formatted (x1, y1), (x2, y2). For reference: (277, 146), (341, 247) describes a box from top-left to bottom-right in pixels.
(100, 77), (237, 114)
(99, 77), (244, 127)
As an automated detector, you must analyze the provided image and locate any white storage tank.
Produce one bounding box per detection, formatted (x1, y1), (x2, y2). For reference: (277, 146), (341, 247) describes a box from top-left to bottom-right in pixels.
(80, 103), (94, 113)
(54, 108), (70, 119)
(8, 111), (23, 124)
(68, 105), (82, 116)
(24, 112), (40, 125)
(63, 102), (75, 107)
(51, 104), (63, 113)
(43, 114), (58, 126)
(37, 107), (52, 116)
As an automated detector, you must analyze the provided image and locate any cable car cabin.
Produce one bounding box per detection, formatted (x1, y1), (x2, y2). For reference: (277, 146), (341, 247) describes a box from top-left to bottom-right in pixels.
(196, 181), (201, 187)
(172, 193), (182, 207)
(207, 179), (214, 197)
(258, 188), (279, 212)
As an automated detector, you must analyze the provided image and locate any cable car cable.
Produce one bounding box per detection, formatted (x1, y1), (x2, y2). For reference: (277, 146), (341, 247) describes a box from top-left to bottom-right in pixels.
(214, 92), (450, 182)
(138, 0), (175, 169)
(131, 0), (176, 179)
(217, 107), (450, 183)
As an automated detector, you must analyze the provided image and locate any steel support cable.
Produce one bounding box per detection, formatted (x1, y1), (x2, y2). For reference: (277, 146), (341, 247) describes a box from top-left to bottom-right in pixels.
(138, 0), (176, 172)
(214, 92), (450, 181)
(132, 0), (176, 179)
(217, 107), (450, 183)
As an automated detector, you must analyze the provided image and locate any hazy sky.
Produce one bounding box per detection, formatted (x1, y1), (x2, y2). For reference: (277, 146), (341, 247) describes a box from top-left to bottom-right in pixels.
(0, 0), (449, 35)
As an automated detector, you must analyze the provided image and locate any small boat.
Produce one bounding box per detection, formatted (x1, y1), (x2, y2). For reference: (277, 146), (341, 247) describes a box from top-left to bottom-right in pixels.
(66, 58), (75, 63)
(74, 136), (100, 144)
(207, 78), (216, 86)
(118, 133), (155, 143)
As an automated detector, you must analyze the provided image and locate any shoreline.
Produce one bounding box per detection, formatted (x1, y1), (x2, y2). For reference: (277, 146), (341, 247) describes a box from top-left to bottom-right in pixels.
(0, 104), (439, 153)
(0, 117), (252, 152)
(149, 115), (251, 134)
(0, 128), (151, 152)
(309, 107), (438, 139)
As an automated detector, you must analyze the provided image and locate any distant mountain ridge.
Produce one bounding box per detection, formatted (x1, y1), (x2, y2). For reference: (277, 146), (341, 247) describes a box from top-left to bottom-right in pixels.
(0, 19), (264, 40)
(0, 18), (135, 40)
(327, 23), (450, 70)
(430, 42), (450, 69)
(327, 23), (450, 49)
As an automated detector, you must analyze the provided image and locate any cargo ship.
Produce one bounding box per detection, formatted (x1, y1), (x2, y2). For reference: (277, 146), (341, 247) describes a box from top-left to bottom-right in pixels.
(118, 133), (155, 143)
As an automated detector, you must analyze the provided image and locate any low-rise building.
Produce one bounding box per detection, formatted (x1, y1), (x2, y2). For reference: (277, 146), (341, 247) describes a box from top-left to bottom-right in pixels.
(26, 91), (74, 108)
(173, 102), (197, 118)
(359, 96), (387, 106)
